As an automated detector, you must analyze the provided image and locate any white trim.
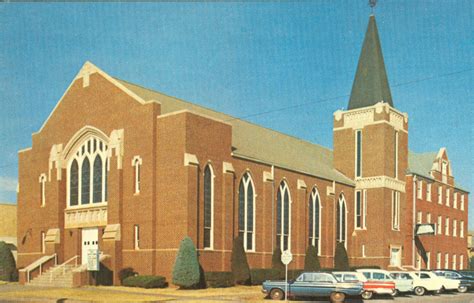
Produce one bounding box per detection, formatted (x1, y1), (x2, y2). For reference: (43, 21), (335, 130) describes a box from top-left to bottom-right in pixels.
(394, 131), (399, 179)
(391, 191), (400, 231)
(356, 176), (406, 193)
(355, 129), (362, 178)
(203, 164), (215, 250)
(18, 147), (32, 153)
(39, 173), (47, 207)
(309, 187), (322, 256)
(277, 180), (292, 252)
(132, 156), (143, 194)
(239, 172), (256, 252)
(134, 224), (140, 250)
(184, 153), (199, 167)
(337, 194), (347, 248)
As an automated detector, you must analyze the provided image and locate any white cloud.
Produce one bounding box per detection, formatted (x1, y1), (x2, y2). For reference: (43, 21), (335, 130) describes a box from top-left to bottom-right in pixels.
(0, 176), (18, 192)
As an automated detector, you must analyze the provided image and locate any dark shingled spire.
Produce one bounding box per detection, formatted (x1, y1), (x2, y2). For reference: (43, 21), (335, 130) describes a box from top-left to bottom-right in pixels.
(348, 15), (393, 110)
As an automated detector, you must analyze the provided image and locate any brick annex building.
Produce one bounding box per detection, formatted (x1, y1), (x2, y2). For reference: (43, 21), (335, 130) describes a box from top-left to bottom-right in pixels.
(17, 16), (469, 286)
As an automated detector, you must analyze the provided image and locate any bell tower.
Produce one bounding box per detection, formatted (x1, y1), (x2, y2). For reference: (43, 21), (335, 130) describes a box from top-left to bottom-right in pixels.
(333, 15), (409, 268)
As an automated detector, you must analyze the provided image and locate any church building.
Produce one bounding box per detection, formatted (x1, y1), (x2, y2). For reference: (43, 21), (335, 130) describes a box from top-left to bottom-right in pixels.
(17, 15), (469, 286)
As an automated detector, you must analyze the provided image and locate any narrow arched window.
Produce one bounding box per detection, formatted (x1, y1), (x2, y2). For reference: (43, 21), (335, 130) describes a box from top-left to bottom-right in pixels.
(203, 165), (214, 249)
(39, 174), (47, 207)
(81, 158), (91, 205)
(132, 156), (142, 194)
(93, 155), (103, 203)
(238, 172), (255, 251)
(277, 181), (291, 251)
(70, 160), (79, 206)
(337, 194), (347, 244)
(309, 187), (321, 254)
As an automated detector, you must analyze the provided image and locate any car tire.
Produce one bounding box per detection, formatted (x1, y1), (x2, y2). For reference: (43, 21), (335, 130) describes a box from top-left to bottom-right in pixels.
(392, 289), (399, 297)
(270, 288), (284, 300)
(330, 292), (345, 303)
(458, 285), (468, 293)
(414, 286), (425, 296)
(361, 290), (373, 300)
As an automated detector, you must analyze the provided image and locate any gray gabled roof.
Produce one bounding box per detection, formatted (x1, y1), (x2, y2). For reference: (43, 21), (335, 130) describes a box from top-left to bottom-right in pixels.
(117, 79), (354, 186)
(348, 15), (393, 110)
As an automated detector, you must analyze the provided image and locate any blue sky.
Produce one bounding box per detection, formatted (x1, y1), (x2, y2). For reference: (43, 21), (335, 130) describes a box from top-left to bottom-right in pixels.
(0, 2), (472, 226)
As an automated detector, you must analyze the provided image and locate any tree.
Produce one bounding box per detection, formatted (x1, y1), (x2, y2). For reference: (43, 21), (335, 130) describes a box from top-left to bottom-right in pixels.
(334, 242), (350, 271)
(0, 241), (16, 281)
(231, 235), (250, 285)
(172, 237), (200, 288)
(304, 246), (321, 272)
(271, 248), (285, 279)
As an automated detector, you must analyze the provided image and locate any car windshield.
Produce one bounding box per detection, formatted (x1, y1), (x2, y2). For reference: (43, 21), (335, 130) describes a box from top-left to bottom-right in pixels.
(343, 274), (359, 282)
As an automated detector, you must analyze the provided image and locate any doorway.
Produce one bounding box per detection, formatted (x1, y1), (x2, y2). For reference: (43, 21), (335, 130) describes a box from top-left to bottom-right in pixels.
(81, 228), (99, 265)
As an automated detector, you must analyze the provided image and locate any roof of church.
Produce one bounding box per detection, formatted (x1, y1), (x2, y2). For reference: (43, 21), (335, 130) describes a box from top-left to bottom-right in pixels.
(348, 15), (393, 110)
(117, 78), (355, 186)
(408, 151), (468, 192)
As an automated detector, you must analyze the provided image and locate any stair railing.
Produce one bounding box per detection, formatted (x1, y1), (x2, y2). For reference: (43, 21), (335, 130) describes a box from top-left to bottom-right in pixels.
(20, 253), (57, 283)
(49, 255), (79, 282)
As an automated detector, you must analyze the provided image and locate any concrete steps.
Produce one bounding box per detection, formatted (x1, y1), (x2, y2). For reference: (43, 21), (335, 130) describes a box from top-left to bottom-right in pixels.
(28, 264), (77, 287)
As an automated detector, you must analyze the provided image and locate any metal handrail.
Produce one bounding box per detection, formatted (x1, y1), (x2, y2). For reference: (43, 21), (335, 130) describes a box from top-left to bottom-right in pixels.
(20, 253), (57, 283)
(48, 255), (79, 282)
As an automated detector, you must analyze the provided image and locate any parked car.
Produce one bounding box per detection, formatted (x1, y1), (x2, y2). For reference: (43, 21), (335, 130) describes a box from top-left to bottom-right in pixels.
(414, 271), (459, 293)
(408, 271), (443, 295)
(355, 269), (396, 299)
(432, 270), (474, 292)
(388, 271), (414, 295)
(262, 272), (363, 302)
(459, 271), (474, 278)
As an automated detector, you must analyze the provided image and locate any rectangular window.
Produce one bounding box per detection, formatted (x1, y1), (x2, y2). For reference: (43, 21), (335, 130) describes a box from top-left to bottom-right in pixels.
(394, 131), (399, 178)
(41, 231), (46, 254)
(426, 251), (431, 270)
(445, 217), (450, 236)
(460, 221), (464, 238)
(363, 190), (367, 229)
(453, 192), (458, 209)
(445, 253), (449, 269)
(417, 211), (422, 224)
(355, 130), (362, 178)
(392, 191), (400, 230)
(453, 220), (457, 237)
(461, 195), (465, 210)
(355, 191), (362, 229)
(442, 161), (448, 183)
(446, 188), (450, 206)
(452, 255), (457, 270)
(436, 252), (441, 269)
(426, 183), (432, 201)
(362, 245), (366, 257)
(417, 181), (423, 199)
(438, 187), (443, 204)
(460, 255), (464, 270)
(437, 216), (442, 234)
(426, 212), (431, 223)
(134, 225), (140, 250)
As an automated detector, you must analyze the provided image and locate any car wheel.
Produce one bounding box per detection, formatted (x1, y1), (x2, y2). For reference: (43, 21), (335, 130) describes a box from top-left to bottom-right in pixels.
(392, 289), (399, 296)
(458, 285), (468, 293)
(414, 286), (425, 296)
(330, 292), (345, 303)
(270, 288), (284, 300)
(361, 290), (373, 300)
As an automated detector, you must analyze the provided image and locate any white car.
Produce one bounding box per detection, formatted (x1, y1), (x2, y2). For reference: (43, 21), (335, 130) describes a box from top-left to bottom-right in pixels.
(406, 271), (443, 296)
(355, 269), (396, 298)
(413, 271), (459, 293)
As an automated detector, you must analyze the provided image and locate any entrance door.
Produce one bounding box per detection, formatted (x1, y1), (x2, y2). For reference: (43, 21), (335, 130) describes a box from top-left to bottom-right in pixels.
(82, 228), (99, 265)
(390, 247), (401, 267)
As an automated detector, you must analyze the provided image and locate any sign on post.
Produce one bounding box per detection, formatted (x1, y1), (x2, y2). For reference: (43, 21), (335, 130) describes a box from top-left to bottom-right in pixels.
(281, 250), (293, 302)
(87, 248), (99, 271)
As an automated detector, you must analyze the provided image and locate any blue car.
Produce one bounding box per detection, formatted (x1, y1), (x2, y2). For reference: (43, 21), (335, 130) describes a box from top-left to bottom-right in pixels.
(262, 272), (363, 302)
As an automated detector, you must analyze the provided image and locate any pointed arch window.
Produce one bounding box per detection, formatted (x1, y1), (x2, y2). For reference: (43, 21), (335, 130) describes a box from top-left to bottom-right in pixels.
(132, 156), (142, 194)
(39, 174), (47, 207)
(276, 180), (291, 251)
(308, 187), (321, 254)
(203, 164), (214, 249)
(239, 172), (255, 251)
(336, 194), (347, 245)
(67, 137), (108, 207)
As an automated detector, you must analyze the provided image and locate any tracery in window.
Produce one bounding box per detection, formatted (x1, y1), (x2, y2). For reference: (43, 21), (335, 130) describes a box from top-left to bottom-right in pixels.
(238, 172), (255, 251)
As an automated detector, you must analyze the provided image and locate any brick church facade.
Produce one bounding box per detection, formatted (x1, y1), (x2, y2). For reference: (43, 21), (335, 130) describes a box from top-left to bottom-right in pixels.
(17, 15), (469, 286)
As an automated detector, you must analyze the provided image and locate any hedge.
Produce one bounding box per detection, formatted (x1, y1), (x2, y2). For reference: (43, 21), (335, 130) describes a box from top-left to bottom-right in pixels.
(204, 272), (234, 288)
(334, 242), (350, 271)
(250, 269), (279, 285)
(231, 235), (251, 285)
(119, 267), (137, 284)
(0, 241), (16, 281)
(304, 246), (321, 272)
(123, 275), (167, 288)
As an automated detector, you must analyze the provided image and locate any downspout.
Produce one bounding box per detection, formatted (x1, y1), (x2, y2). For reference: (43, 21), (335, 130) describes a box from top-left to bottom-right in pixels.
(271, 165), (275, 252)
(412, 175), (417, 268)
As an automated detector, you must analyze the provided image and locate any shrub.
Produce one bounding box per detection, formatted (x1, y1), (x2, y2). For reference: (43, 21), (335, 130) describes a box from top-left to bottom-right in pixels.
(350, 265), (381, 270)
(172, 237), (200, 288)
(0, 241), (16, 281)
(231, 235), (251, 285)
(119, 267), (137, 284)
(304, 246), (321, 272)
(288, 269), (304, 280)
(204, 272), (234, 288)
(271, 248), (285, 279)
(470, 257), (474, 270)
(334, 242), (350, 271)
(250, 269), (279, 285)
(123, 275), (167, 288)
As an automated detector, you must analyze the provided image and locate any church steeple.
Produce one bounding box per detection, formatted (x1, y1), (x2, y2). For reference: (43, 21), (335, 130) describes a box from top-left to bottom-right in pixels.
(348, 15), (393, 110)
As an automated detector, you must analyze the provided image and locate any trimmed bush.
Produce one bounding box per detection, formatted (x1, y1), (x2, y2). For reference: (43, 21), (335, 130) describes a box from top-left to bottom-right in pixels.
(271, 248), (285, 279)
(304, 246), (321, 272)
(172, 237), (200, 288)
(204, 272), (234, 288)
(123, 275), (167, 288)
(334, 242), (350, 271)
(119, 267), (137, 284)
(250, 269), (279, 285)
(288, 269), (304, 280)
(470, 257), (474, 270)
(0, 241), (16, 281)
(350, 265), (381, 270)
(231, 235), (251, 285)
